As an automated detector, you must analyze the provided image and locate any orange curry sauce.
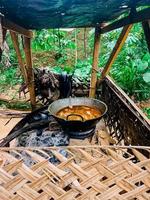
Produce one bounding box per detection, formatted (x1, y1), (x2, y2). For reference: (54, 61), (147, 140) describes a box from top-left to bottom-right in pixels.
(56, 105), (101, 121)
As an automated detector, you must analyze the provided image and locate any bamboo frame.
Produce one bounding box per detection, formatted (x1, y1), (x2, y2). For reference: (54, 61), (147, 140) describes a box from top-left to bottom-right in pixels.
(1, 7), (149, 111)
(10, 31), (27, 82)
(101, 7), (150, 34)
(2, 18), (33, 38)
(23, 36), (36, 110)
(89, 27), (101, 98)
(98, 25), (132, 85)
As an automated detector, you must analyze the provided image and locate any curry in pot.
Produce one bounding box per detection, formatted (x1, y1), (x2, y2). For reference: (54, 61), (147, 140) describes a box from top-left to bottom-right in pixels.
(56, 105), (101, 121)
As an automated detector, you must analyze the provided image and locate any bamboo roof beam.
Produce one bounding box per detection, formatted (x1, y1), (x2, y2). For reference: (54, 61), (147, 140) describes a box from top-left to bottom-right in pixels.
(98, 24), (132, 85)
(23, 36), (36, 110)
(101, 8), (150, 34)
(2, 18), (33, 38)
(10, 31), (27, 83)
(89, 27), (101, 98)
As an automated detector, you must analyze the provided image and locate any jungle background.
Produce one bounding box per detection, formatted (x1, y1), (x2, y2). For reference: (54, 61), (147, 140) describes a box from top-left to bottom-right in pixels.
(0, 23), (150, 118)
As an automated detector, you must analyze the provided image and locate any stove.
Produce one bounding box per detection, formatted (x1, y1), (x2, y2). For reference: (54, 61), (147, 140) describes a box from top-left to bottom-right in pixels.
(67, 128), (95, 139)
(5, 106), (96, 147)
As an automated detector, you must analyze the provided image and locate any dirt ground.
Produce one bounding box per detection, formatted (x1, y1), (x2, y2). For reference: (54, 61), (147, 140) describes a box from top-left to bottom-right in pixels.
(0, 117), (22, 139)
(0, 109), (30, 140)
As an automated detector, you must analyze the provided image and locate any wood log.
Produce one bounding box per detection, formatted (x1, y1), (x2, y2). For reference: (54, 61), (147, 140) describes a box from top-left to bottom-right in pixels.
(0, 110), (28, 118)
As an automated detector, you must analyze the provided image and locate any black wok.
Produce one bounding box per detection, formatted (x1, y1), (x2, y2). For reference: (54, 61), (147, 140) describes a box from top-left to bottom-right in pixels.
(48, 97), (107, 131)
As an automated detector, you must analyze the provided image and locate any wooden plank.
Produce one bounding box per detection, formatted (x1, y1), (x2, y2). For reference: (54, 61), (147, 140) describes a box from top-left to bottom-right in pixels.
(10, 31), (27, 82)
(2, 18), (33, 38)
(142, 20), (150, 53)
(89, 27), (101, 98)
(98, 25), (132, 84)
(101, 8), (150, 34)
(23, 37), (36, 110)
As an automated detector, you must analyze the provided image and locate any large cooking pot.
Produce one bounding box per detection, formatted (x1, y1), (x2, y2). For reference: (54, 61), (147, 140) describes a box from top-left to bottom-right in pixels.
(48, 97), (107, 131)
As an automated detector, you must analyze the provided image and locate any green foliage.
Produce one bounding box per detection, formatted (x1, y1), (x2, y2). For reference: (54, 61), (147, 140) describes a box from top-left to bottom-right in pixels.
(32, 29), (76, 66)
(0, 24), (149, 105)
(51, 58), (92, 81)
(0, 67), (22, 89)
(50, 24), (150, 101)
(0, 100), (31, 110)
(143, 108), (150, 119)
(98, 24), (150, 101)
(32, 29), (76, 52)
(110, 53), (150, 100)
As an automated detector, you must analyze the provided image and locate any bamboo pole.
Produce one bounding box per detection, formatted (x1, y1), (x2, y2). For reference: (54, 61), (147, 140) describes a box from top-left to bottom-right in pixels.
(101, 8), (150, 34)
(98, 25), (132, 85)
(23, 36), (36, 110)
(2, 18), (33, 38)
(84, 28), (87, 59)
(89, 27), (101, 98)
(0, 17), (7, 61)
(75, 28), (77, 66)
(10, 31), (27, 82)
(0, 145), (150, 151)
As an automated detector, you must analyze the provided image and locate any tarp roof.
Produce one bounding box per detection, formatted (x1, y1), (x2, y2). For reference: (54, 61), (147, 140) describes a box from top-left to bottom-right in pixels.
(0, 0), (150, 29)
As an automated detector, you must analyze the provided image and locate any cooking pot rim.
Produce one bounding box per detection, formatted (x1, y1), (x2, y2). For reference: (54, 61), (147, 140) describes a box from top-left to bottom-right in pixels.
(48, 97), (108, 122)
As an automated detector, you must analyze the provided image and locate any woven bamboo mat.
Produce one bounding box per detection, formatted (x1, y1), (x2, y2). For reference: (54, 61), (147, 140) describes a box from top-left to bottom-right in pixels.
(0, 146), (150, 200)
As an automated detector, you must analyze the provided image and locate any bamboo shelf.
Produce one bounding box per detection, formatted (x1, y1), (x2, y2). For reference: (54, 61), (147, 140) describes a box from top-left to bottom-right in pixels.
(0, 146), (150, 199)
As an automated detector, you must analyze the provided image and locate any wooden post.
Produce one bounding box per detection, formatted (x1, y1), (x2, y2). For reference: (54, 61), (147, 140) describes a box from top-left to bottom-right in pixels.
(10, 31), (27, 82)
(23, 36), (36, 110)
(142, 20), (150, 53)
(98, 25), (132, 84)
(89, 27), (101, 98)
(0, 28), (7, 61)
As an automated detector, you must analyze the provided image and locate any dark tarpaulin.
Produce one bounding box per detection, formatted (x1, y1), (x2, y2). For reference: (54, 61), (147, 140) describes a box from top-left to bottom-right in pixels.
(0, 0), (150, 29)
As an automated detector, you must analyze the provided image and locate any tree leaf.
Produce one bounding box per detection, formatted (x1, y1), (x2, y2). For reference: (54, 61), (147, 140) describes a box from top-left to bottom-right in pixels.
(143, 72), (150, 83)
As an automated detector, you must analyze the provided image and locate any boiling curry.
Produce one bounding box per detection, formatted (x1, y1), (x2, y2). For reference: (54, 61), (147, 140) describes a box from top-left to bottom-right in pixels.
(56, 105), (101, 121)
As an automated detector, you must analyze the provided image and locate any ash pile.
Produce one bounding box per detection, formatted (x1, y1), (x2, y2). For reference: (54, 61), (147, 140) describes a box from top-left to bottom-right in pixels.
(16, 108), (69, 147)
(0, 107), (69, 147)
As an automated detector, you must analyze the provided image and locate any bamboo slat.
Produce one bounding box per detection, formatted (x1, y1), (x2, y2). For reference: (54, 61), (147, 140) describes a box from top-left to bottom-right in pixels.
(0, 146), (150, 200)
